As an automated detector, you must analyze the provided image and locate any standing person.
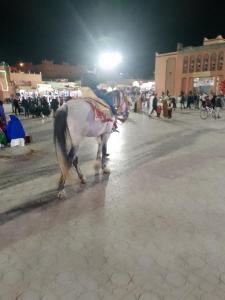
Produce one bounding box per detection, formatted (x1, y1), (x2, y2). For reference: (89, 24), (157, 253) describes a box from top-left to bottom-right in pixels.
(215, 94), (223, 119)
(10, 96), (15, 113)
(21, 97), (30, 118)
(180, 91), (185, 109)
(13, 97), (20, 115)
(171, 97), (176, 111)
(148, 93), (158, 117)
(200, 92), (207, 108)
(211, 93), (216, 109)
(168, 99), (173, 119)
(186, 91), (193, 109)
(50, 98), (59, 118)
(162, 93), (169, 118)
(193, 92), (199, 109)
(0, 100), (7, 130)
(156, 102), (162, 118)
(59, 97), (64, 106)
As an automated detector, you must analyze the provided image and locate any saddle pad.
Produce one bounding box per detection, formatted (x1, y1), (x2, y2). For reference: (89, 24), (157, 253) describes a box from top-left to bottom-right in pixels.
(84, 97), (113, 122)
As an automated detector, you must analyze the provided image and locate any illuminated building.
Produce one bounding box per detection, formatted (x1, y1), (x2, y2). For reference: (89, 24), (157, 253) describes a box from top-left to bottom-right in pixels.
(155, 35), (225, 96)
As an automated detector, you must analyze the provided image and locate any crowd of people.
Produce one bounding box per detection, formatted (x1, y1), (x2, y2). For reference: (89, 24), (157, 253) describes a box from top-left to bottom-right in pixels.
(138, 90), (225, 119)
(1, 85), (224, 148)
(8, 96), (63, 119)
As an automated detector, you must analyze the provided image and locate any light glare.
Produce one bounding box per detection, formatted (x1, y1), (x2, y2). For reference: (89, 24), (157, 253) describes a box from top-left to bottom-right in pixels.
(98, 52), (122, 70)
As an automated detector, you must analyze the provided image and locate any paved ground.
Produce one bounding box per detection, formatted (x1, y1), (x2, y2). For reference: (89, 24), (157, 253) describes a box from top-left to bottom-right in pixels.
(1, 106), (225, 299)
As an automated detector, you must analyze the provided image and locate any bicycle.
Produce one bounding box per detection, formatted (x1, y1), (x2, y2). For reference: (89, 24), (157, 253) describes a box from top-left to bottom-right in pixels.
(200, 106), (216, 120)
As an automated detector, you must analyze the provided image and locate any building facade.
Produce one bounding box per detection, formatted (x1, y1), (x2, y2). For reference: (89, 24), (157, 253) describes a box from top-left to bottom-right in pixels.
(155, 35), (225, 96)
(10, 72), (42, 89)
(15, 60), (86, 81)
(0, 62), (15, 100)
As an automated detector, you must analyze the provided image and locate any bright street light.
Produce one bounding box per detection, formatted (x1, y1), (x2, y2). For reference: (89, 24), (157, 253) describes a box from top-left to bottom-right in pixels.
(98, 51), (122, 71)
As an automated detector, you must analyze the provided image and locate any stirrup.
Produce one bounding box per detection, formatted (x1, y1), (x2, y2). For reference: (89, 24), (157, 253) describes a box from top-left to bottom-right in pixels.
(112, 128), (119, 133)
(117, 116), (125, 123)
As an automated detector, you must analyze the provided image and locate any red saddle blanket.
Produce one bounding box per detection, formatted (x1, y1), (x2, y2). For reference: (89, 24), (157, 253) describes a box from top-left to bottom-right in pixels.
(84, 97), (113, 122)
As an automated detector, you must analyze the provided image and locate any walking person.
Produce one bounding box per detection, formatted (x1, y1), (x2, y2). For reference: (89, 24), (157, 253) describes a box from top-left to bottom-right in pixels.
(215, 94), (223, 119)
(171, 97), (176, 111)
(162, 93), (169, 118)
(180, 91), (185, 109)
(168, 99), (173, 119)
(148, 93), (158, 117)
(211, 94), (216, 109)
(10, 96), (15, 113)
(50, 98), (59, 118)
(13, 97), (20, 115)
(21, 97), (30, 118)
(186, 91), (193, 109)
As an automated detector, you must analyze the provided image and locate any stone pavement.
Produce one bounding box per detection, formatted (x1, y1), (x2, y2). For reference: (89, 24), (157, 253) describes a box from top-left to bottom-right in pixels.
(1, 108), (225, 299)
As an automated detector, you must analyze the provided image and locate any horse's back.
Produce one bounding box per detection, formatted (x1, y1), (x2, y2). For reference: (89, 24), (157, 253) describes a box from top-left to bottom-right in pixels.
(67, 98), (112, 139)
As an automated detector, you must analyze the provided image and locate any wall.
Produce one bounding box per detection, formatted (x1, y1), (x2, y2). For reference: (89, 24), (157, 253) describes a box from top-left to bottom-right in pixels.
(10, 72), (42, 88)
(155, 52), (178, 96)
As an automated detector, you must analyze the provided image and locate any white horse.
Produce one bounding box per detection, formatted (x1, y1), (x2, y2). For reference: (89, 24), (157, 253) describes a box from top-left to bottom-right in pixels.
(53, 99), (113, 196)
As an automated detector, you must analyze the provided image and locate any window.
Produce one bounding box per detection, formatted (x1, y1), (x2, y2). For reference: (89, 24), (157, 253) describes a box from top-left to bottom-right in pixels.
(217, 51), (224, 70)
(189, 56), (195, 73)
(195, 55), (202, 72)
(210, 53), (217, 71)
(203, 54), (209, 71)
(183, 56), (189, 73)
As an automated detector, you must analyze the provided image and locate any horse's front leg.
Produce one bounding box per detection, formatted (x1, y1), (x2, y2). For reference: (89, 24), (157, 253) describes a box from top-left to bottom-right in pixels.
(94, 137), (102, 172)
(102, 146), (110, 174)
(101, 134), (111, 174)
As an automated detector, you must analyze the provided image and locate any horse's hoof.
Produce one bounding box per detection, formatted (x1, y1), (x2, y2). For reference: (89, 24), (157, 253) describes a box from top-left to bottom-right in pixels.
(94, 160), (101, 171)
(58, 189), (66, 199)
(103, 167), (111, 174)
(80, 176), (87, 184)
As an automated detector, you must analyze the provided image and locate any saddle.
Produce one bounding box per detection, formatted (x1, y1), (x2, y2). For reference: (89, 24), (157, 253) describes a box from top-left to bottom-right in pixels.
(84, 97), (113, 122)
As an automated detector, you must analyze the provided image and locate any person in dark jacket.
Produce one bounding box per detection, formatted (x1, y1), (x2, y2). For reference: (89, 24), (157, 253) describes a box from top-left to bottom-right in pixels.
(148, 93), (158, 117)
(186, 91), (193, 109)
(13, 98), (20, 115)
(180, 91), (185, 109)
(21, 97), (30, 117)
(81, 72), (117, 116)
(50, 98), (59, 117)
(211, 94), (216, 109)
(171, 97), (176, 111)
(215, 95), (223, 119)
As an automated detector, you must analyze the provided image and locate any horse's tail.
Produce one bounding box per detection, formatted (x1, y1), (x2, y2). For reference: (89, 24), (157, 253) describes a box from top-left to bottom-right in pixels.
(53, 105), (71, 179)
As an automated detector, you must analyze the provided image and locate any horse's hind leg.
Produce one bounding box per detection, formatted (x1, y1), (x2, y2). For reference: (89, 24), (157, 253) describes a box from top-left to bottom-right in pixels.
(57, 146), (75, 197)
(58, 173), (66, 198)
(58, 173), (65, 190)
(73, 156), (86, 184)
(102, 135), (111, 174)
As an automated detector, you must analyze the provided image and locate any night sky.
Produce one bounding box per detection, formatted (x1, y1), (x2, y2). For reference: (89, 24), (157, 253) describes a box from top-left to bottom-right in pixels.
(1, 0), (225, 78)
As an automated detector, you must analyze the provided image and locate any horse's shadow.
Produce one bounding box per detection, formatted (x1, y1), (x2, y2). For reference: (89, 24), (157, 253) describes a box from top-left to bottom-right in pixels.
(0, 172), (110, 250)
(75, 172), (110, 193)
